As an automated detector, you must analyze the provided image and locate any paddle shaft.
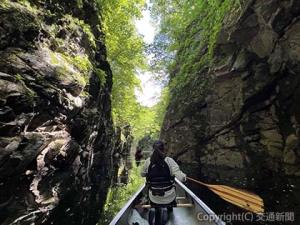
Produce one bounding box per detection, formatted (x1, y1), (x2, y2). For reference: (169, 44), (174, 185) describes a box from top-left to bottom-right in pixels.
(187, 177), (209, 187)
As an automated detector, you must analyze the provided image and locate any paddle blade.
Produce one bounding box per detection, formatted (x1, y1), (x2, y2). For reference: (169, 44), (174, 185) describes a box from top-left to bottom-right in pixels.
(187, 177), (264, 214)
(209, 184), (264, 214)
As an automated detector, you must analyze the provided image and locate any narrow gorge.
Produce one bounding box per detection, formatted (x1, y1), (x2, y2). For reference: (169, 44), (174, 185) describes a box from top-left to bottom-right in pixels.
(0, 0), (299, 225)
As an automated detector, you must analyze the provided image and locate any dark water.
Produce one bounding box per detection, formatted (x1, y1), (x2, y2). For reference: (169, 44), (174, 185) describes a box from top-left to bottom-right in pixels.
(181, 164), (300, 225)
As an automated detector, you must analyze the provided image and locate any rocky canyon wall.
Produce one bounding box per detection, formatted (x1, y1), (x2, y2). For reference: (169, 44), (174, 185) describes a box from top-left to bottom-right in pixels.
(0, 0), (115, 224)
(161, 0), (300, 178)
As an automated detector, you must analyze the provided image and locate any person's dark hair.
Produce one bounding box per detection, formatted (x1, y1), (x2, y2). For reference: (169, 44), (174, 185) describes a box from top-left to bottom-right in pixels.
(153, 140), (164, 151)
(150, 140), (165, 164)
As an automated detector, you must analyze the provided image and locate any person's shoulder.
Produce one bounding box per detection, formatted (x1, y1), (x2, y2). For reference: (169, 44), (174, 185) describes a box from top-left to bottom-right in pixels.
(165, 157), (176, 164)
(145, 157), (151, 164)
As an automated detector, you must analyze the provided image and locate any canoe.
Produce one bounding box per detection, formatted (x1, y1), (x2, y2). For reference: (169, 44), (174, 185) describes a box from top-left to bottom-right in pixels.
(109, 178), (225, 225)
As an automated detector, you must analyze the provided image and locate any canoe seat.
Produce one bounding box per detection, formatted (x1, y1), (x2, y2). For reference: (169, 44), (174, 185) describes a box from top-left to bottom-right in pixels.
(136, 203), (193, 209)
(176, 196), (186, 200)
(134, 195), (191, 209)
(149, 199), (177, 209)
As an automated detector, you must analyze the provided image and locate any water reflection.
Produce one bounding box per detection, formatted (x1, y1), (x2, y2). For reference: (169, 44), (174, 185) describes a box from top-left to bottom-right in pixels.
(181, 164), (300, 225)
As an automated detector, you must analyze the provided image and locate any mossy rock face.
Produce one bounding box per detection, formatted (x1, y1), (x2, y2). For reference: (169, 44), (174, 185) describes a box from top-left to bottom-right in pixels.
(48, 14), (97, 54)
(0, 2), (40, 49)
(0, 0), (114, 225)
(162, 0), (300, 181)
(48, 50), (92, 89)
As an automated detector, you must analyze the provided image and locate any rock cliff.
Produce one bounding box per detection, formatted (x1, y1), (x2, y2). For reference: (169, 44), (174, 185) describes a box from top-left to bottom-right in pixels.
(0, 0), (114, 224)
(161, 0), (300, 177)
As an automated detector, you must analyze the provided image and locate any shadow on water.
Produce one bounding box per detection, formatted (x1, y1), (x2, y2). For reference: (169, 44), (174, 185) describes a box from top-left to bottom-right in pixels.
(181, 164), (300, 225)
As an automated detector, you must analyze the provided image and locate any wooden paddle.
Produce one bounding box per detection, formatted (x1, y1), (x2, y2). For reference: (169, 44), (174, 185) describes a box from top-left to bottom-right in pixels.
(187, 177), (264, 214)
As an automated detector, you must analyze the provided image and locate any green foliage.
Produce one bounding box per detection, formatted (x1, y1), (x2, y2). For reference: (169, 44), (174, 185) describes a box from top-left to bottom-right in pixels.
(152, 87), (169, 128)
(150, 0), (241, 97)
(95, 69), (107, 87)
(12, 0), (39, 13)
(99, 166), (144, 225)
(49, 51), (60, 65)
(66, 54), (93, 75)
(0, 0), (9, 7)
(76, 0), (83, 8)
(15, 73), (24, 82)
(132, 105), (160, 139)
(98, 0), (156, 138)
(130, 87), (170, 139)
(98, 0), (146, 71)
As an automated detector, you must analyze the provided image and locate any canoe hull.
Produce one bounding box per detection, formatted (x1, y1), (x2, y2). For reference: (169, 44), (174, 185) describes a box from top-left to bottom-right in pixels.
(109, 178), (225, 225)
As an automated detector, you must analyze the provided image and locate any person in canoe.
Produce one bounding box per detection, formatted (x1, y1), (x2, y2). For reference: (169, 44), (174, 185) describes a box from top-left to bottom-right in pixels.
(141, 140), (186, 209)
(135, 147), (143, 167)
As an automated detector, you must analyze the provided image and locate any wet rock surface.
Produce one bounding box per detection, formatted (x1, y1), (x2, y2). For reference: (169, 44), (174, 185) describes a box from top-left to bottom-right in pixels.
(185, 164), (300, 225)
(0, 1), (114, 225)
(111, 125), (134, 185)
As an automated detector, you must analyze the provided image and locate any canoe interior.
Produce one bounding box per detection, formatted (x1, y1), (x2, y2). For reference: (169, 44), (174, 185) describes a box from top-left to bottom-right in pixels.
(110, 179), (225, 225)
